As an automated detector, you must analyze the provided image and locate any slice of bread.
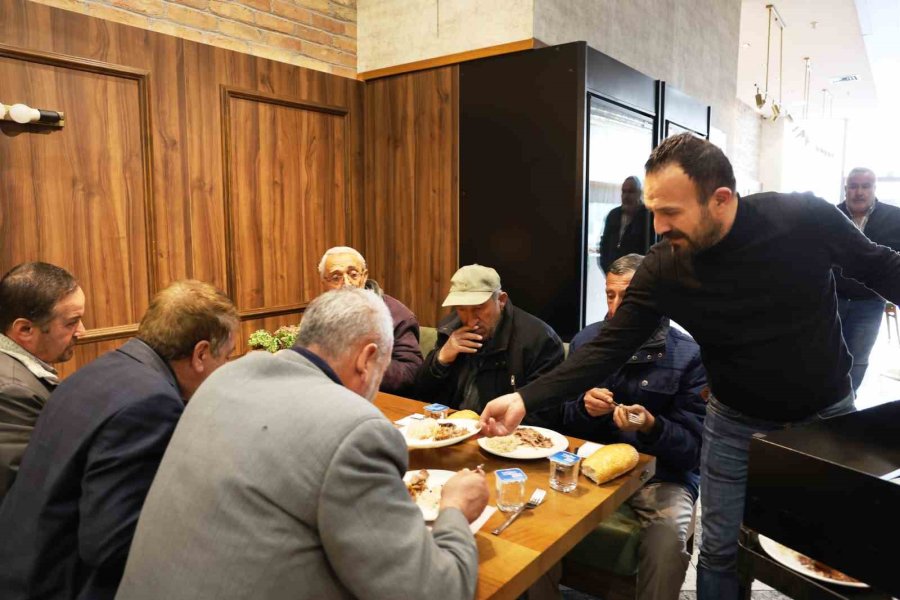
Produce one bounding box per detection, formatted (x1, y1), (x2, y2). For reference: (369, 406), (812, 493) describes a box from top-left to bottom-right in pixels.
(448, 409), (480, 420)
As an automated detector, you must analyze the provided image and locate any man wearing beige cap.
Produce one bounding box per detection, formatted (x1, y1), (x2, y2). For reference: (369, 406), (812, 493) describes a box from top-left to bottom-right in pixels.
(414, 265), (564, 426)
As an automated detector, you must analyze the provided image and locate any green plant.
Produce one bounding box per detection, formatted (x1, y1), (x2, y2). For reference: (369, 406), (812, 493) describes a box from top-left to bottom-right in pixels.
(247, 324), (300, 353)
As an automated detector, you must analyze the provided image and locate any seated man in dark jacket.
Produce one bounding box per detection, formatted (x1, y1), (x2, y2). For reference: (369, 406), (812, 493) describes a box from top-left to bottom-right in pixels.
(415, 264), (564, 427)
(0, 280), (239, 600)
(563, 253), (707, 600)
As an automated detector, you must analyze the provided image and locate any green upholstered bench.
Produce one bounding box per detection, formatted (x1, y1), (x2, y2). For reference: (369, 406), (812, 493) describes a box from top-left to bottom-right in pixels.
(562, 501), (696, 600)
(566, 504), (643, 577)
(419, 326), (438, 359)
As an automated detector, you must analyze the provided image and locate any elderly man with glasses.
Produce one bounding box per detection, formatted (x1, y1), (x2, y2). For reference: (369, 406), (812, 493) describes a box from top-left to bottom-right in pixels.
(318, 246), (423, 395)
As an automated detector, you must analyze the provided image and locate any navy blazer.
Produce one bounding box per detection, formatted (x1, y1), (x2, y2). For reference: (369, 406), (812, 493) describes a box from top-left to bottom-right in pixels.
(562, 321), (707, 501)
(0, 339), (184, 600)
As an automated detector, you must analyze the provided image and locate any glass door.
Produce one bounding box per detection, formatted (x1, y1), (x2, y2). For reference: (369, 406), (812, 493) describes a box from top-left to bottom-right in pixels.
(584, 96), (656, 326)
(665, 120), (706, 140)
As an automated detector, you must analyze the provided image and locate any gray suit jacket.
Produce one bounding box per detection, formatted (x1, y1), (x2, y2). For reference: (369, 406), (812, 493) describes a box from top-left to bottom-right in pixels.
(0, 351), (55, 502)
(117, 349), (478, 600)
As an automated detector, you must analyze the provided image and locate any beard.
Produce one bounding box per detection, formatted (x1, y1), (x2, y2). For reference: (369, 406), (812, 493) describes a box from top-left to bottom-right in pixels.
(54, 340), (78, 363)
(664, 208), (724, 255)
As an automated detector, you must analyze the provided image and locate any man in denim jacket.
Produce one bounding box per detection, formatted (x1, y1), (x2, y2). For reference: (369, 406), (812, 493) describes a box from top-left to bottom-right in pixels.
(563, 253), (707, 600)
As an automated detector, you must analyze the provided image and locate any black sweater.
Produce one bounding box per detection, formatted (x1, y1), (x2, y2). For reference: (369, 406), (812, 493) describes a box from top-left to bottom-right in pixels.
(521, 192), (900, 421)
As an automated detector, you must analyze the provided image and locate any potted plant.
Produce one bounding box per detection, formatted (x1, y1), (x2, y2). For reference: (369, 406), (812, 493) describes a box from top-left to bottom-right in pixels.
(247, 324), (300, 353)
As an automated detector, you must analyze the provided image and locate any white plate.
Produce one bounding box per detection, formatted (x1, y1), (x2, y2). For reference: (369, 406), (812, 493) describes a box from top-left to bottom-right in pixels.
(400, 418), (481, 449)
(758, 535), (868, 588)
(477, 426), (569, 459)
(404, 469), (455, 521)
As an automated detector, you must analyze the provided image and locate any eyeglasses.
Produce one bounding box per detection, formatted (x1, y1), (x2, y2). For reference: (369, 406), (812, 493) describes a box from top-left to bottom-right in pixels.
(324, 270), (364, 285)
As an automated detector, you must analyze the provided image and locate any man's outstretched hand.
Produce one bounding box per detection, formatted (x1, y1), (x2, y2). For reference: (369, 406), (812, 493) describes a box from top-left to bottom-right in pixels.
(479, 393), (526, 437)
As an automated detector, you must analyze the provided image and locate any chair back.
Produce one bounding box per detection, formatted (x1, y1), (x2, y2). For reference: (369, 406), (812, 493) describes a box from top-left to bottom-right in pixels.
(419, 326), (438, 358)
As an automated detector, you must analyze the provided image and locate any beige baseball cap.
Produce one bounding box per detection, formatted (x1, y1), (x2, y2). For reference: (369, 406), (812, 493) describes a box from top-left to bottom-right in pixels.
(442, 264), (502, 307)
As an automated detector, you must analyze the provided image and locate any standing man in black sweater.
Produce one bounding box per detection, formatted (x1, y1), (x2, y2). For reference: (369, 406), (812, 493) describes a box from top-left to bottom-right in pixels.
(479, 134), (900, 600)
(834, 167), (900, 392)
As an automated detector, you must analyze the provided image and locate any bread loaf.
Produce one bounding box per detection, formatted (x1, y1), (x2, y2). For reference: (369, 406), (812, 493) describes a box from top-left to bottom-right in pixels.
(448, 409), (479, 420)
(582, 443), (639, 485)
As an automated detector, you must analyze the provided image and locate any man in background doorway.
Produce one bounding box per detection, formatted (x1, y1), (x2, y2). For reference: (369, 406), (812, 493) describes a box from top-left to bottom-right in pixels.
(598, 176), (654, 273)
(835, 167), (900, 392)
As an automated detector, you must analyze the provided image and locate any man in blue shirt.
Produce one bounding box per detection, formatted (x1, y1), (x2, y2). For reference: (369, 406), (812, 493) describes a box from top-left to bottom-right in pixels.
(563, 253), (706, 600)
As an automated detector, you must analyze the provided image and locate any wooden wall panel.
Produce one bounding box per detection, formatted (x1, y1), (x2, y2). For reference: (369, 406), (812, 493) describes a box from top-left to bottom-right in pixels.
(364, 66), (459, 327)
(0, 0), (364, 372)
(0, 48), (153, 338)
(224, 89), (349, 315)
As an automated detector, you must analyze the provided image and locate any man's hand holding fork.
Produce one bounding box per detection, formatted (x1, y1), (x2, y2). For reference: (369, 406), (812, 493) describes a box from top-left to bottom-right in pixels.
(583, 388), (654, 433)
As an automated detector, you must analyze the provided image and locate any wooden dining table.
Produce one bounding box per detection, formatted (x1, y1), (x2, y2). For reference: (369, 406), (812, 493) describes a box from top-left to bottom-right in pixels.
(375, 392), (657, 600)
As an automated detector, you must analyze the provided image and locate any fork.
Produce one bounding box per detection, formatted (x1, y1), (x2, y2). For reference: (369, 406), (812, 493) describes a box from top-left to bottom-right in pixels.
(627, 411), (645, 426)
(491, 488), (546, 535)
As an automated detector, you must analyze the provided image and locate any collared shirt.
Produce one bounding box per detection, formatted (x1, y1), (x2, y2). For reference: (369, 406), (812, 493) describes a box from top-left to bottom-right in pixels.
(290, 346), (342, 385)
(851, 202), (875, 232)
(0, 333), (59, 386)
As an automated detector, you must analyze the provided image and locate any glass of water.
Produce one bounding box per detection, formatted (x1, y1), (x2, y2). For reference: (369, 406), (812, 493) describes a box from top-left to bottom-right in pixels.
(495, 468), (527, 512)
(548, 450), (581, 493)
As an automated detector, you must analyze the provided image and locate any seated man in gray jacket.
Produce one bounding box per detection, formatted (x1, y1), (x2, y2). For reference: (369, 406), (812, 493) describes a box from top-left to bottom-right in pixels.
(0, 262), (85, 502)
(117, 288), (489, 600)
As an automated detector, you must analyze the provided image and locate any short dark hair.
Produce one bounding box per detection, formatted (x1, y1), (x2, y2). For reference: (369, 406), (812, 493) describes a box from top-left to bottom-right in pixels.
(645, 133), (736, 203)
(0, 262), (79, 333)
(608, 254), (644, 276)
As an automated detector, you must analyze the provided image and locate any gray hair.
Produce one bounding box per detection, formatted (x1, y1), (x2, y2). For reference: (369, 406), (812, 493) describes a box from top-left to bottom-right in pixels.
(317, 246), (367, 277)
(296, 288), (393, 363)
(608, 253), (645, 276)
(847, 167), (876, 180)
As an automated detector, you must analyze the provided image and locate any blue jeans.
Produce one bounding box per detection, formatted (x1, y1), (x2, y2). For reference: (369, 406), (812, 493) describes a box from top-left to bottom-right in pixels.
(838, 297), (886, 392)
(696, 393), (856, 600)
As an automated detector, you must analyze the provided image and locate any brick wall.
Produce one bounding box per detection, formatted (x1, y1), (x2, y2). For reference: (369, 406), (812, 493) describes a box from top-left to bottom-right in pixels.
(30, 0), (357, 78)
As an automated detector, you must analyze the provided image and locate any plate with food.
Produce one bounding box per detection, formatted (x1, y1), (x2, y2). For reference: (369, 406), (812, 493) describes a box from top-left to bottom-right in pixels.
(758, 535), (868, 588)
(477, 426), (569, 459)
(404, 469), (455, 521)
(401, 418), (481, 449)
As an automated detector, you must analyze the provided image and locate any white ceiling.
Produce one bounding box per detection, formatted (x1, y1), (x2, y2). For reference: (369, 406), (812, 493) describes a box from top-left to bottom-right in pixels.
(736, 0), (889, 119)
(855, 0), (900, 113)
